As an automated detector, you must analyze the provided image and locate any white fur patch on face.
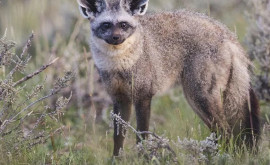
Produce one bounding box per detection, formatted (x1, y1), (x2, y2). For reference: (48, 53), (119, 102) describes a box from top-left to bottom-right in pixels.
(89, 3), (142, 71)
(90, 31), (142, 71)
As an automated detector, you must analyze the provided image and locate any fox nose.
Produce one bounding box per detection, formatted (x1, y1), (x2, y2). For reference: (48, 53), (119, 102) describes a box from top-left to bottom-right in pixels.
(112, 35), (120, 41)
(106, 34), (124, 45)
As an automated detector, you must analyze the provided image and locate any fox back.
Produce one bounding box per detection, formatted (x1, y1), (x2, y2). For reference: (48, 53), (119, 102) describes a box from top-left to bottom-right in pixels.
(77, 0), (260, 155)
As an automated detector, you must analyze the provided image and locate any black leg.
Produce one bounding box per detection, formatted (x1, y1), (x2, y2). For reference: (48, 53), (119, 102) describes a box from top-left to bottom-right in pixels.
(135, 96), (152, 143)
(113, 95), (132, 156)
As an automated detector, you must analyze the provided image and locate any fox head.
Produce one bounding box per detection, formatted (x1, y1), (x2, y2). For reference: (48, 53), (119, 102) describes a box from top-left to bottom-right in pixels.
(77, 0), (149, 45)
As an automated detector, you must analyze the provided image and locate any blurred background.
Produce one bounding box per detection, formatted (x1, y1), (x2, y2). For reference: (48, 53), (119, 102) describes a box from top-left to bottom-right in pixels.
(0, 0), (248, 43)
(0, 0), (269, 164)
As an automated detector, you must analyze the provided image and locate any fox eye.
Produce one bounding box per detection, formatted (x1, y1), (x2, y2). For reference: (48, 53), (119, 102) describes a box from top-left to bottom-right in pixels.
(120, 22), (128, 29)
(101, 22), (112, 30)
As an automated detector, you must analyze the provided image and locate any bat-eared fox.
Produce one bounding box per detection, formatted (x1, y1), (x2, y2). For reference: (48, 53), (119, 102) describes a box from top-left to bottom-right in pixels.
(77, 0), (260, 156)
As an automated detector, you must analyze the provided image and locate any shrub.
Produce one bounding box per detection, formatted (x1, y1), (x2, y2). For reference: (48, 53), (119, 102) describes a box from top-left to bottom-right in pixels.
(0, 32), (73, 158)
(246, 0), (270, 102)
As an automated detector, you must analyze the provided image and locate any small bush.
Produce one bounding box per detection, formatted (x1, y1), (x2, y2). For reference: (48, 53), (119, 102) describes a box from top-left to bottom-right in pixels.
(246, 0), (270, 102)
(0, 32), (74, 158)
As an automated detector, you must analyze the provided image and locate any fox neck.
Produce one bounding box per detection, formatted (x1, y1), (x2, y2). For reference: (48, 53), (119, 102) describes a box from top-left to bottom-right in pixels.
(90, 28), (143, 71)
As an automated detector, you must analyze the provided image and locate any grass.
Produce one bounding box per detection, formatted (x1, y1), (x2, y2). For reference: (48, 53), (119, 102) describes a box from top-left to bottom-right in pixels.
(1, 88), (270, 164)
(0, 90), (207, 164)
(0, 0), (270, 164)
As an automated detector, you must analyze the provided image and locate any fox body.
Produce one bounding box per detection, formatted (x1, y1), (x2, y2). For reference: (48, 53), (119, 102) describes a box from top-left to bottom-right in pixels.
(77, 0), (260, 155)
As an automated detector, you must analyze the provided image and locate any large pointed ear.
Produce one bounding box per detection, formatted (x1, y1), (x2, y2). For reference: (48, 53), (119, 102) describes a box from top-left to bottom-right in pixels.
(77, 0), (107, 19)
(128, 0), (149, 16)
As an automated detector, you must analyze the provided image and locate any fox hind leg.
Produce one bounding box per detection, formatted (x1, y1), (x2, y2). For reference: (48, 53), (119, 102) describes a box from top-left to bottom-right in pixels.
(181, 56), (232, 136)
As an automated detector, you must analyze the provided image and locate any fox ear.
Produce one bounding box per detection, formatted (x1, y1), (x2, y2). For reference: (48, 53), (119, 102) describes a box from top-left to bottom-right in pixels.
(128, 0), (149, 16)
(77, 0), (107, 19)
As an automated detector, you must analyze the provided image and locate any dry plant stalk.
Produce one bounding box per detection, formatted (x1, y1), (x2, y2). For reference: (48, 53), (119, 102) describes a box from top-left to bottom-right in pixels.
(110, 111), (223, 164)
(111, 111), (177, 162)
(0, 32), (74, 155)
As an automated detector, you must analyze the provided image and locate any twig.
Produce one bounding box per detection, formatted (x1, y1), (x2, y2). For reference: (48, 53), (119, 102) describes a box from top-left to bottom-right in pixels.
(28, 126), (64, 148)
(20, 31), (34, 58)
(6, 32), (34, 80)
(0, 28), (8, 61)
(139, 131), (176, 157)
(13, 58), (59, 87)
(1, 90), (72, 137)
(10, 92), (55, 121)
(111, 111), (176, 157)
(110, 112), (139, 138)
(0, 88), (61, 134)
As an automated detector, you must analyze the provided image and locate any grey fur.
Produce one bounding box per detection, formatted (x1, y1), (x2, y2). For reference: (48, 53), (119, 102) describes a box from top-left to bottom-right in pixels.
(77, 0), (260, 155)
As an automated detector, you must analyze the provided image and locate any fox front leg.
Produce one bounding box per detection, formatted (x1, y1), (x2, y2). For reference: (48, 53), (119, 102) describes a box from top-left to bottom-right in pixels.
(113, 95), (132, 156)
(135, 96), (152, 143)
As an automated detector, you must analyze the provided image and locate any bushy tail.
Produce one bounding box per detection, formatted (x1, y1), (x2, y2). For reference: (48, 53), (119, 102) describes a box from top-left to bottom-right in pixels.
(222, 42), (260, 149)
(244, 88), (260, 148)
